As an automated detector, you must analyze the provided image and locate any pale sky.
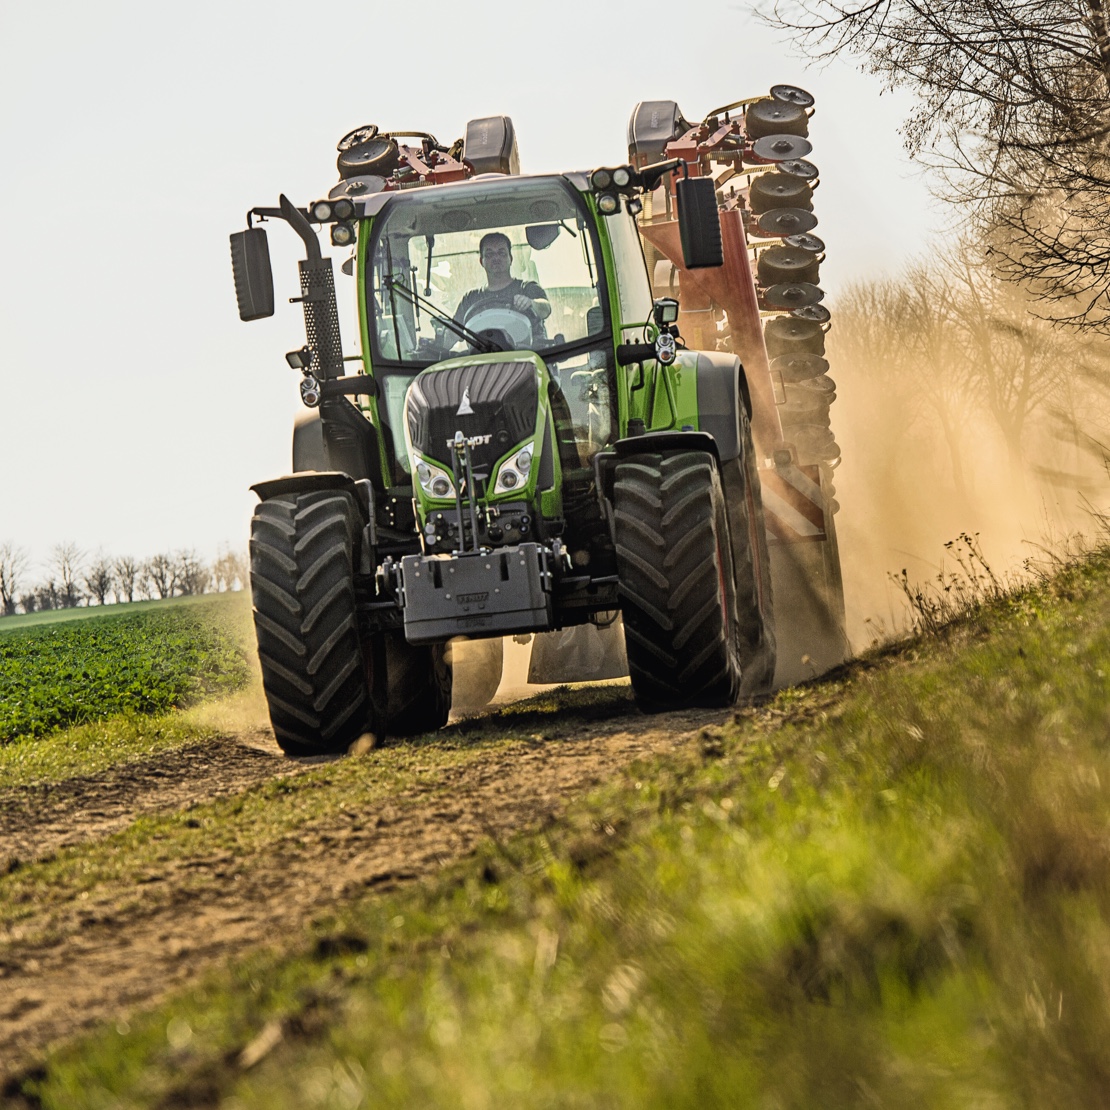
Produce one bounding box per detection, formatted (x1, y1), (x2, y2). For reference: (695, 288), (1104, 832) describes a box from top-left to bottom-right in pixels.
(0, 0), (945, 565)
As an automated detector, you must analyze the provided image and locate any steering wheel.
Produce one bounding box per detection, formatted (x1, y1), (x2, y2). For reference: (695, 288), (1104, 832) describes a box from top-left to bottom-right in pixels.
(465, 306), (534, 349)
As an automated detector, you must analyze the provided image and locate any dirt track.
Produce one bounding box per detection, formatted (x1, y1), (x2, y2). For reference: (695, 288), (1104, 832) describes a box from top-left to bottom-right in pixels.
(0, 689), (723, 1087)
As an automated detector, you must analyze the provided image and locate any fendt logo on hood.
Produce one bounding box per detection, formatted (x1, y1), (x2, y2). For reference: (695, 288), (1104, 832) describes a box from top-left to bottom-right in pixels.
(456, 387), (475, 416)
(446, 433), (492, 449)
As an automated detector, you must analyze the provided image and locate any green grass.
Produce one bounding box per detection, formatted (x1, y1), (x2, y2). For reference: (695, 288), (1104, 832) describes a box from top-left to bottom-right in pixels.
(0, 714), (218, 791)
(17, 550), (1110, 1107)
(0, 593), (253, 744)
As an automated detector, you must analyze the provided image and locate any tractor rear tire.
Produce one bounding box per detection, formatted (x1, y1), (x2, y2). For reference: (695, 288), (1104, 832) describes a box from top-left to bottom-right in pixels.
(614, 451), (743, 710)
(723, 407), (777, 696)
(379, 633), (452, 736)
(250, 491), (371, 756)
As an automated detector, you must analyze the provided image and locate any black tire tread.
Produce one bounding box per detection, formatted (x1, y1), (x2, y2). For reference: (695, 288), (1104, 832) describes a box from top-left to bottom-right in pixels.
(250, 492), (370, 755)
(723, 407), (778, 695)
(614, 452), (741, 709)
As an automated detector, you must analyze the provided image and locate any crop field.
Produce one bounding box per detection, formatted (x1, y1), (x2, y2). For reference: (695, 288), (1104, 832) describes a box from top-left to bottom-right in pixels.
(0, 594), (254, 744)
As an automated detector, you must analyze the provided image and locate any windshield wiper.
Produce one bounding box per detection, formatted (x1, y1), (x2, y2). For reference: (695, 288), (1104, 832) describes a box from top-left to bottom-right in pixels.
(385, 275), (499, 354)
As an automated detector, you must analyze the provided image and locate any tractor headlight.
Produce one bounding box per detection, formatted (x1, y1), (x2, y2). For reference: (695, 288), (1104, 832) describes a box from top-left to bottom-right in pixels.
(494, 443), (534, 494)
(414, 456), (456, 500)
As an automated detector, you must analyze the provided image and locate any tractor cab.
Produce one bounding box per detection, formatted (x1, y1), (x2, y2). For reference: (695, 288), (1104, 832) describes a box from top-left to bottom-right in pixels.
(361, 174), (621, 491)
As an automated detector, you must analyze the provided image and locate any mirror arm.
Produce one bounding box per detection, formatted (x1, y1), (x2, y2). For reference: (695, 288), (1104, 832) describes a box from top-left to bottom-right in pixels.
(279, 194), (322, 262)
(636, 158), (684, 192)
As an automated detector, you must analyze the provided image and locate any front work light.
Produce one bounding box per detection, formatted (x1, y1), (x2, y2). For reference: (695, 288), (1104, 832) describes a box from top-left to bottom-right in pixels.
(332, 198), (355, 220)
(653, 298), (680, 326)
(597, 193), (620, 215)
(285, 346), (313, 370)
(310, 200), (333, 221)
(612, 166), (632, 188)
(331, 222), (356, 246)
(591, 168), (613, 190)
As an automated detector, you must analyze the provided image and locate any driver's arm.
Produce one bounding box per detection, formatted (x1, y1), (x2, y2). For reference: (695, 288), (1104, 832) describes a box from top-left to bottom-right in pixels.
(513, 281), (552, 321)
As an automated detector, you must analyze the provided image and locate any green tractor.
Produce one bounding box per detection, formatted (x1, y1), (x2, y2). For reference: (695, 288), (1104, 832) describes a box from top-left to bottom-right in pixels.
(231, 107), (806, 755)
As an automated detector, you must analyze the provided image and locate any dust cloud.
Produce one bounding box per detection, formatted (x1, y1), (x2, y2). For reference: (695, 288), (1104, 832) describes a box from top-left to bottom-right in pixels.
(825, 263), (1110, 649)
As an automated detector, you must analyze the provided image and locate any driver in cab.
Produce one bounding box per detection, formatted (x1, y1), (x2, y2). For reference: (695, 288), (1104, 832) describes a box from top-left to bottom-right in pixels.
(457, 232), (552, 342)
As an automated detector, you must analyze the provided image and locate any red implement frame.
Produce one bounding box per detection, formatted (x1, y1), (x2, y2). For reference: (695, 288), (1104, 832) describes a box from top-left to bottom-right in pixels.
(633, 116), (790, 459)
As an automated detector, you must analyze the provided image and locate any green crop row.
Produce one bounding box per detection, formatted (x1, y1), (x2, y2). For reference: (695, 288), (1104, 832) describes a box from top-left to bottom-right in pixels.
(0, 597), (254, 744)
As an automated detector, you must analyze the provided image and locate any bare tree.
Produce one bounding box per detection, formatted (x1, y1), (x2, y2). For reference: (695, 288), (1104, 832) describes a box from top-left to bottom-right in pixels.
(0, 542), (29, 616)
(18, 592), (38, 614)
(113, 555), (140, 603)
(212, 547), (248, 592)
(175, 550), (210, 597)
(83, 551), (115, 606)
(35, 581), (59, 611)
(770, 0), (1110, 328)
(50, 542), (85, 608)
(146, 553), (177, 600)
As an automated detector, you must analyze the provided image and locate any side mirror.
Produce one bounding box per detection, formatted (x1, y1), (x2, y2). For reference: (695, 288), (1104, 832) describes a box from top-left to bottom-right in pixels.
(230, 228), (275, 321)
(675, 177), (723, 269)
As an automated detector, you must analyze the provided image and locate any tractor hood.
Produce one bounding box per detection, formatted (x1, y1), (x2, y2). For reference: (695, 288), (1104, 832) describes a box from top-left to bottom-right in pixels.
(403, 351), (550, 504)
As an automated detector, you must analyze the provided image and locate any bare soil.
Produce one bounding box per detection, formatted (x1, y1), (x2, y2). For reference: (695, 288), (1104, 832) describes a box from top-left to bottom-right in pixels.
(0, 691), (724, 1086)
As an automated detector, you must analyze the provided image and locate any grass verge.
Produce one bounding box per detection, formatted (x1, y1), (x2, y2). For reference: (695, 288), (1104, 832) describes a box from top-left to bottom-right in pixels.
(16, 551), (1110, 1108)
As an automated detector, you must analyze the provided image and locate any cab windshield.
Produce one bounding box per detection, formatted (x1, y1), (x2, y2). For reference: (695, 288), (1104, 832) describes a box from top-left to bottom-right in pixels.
(366, 177), (613, 481)
(367, 176), (606, 366)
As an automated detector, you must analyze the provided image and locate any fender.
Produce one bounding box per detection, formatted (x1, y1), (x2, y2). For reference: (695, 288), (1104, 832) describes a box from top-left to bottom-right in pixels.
(293, 402), (388, 488)
(250, 471), (372, 525)
(594, 429), (722, 508)
(692, 351), (750, 463)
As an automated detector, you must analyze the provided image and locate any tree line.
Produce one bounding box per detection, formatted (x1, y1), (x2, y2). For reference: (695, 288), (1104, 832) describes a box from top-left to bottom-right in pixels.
(772, 0), (1110, 332)
(0, 542), (248, 616)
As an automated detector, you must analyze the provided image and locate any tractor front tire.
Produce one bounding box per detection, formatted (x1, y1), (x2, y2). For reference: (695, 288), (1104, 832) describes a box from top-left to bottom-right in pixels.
(250, 491), (371, 756)
(614, 451), (743, 710)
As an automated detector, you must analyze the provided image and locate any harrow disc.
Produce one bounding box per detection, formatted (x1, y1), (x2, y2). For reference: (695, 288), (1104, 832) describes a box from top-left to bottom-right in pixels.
(791, 303), (832, 324)
(770, 352), (830, 381)
(778, 158), (819, 181)
(786, 372), (836, 396)
(745, 99), (810, 139)
(778, 395), (831, 422)
(792, 431), (842, 465)
(337, 124), (379, 151)
(783, 232), (825, 254)
(749, 134), (813, 164)
(765, 316), (826, 357)
(771, 84), (815, 108)
(756, 207), (819, 237)
(763, 282), (824, 310)
(757, 246), (820, 286)
(337, 135), (400, 179)
(749, 173), (814, 214)
(328, 175), (387, 199)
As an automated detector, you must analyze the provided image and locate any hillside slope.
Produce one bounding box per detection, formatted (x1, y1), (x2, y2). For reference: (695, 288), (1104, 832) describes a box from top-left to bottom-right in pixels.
(7, 551), (1110, 1107)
